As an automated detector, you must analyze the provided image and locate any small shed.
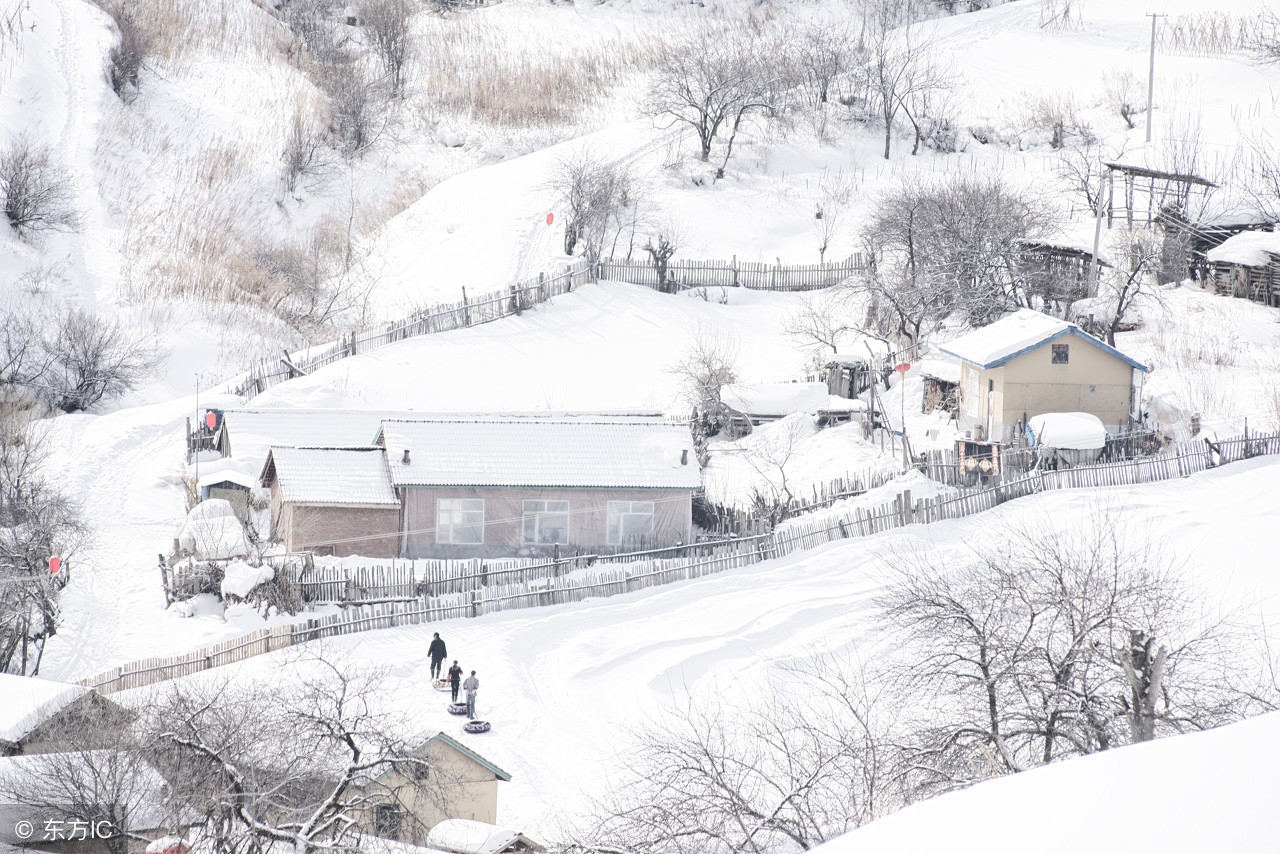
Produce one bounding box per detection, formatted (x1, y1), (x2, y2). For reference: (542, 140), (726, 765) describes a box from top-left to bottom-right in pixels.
(917, 357), (961, 418)
(720, 382), (830, 426)
(1204, 230), (1280, 307)
(940, 309), (1149, 443)
(377, 418), (700, 559)
(357, 733), (514, 845)
(821, 356), (875, 399)
(427, 820), (543, 854)
(0, 675), (130, 757)
(260, 446), (401, 558)
(1016, 238), (1108, 313)
(196, 466), (257, 520)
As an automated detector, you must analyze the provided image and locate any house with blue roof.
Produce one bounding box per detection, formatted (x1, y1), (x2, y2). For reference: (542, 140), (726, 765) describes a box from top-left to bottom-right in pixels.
(939, 309), (1150, 443)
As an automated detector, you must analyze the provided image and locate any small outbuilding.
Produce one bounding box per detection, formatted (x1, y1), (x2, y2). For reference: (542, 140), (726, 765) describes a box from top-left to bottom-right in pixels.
(260, 446), (401, 558)
(940, 309), (1149, 443)
(0, 675), (130, 757)
(1204, 230), (1280, 307)
(1026, 411), (1108, 468)
(427, 819), (543, 854)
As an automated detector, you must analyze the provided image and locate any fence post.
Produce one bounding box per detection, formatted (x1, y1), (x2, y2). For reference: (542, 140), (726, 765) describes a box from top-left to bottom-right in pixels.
(462, 287), (470, 326)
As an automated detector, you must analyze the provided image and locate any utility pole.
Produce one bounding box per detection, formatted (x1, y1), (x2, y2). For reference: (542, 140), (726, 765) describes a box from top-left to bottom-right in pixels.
(1090, 168), (1110, 296)
(1145, 13), (1166, 144)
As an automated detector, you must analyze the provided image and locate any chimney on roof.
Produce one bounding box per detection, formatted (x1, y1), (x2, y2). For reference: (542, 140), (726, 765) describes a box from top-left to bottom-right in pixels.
(402, 448), (411, 464)
(681, 449), (688, 465)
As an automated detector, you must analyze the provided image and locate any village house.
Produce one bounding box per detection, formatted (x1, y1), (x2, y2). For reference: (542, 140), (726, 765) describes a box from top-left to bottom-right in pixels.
(0, 675), (130, 757)
(355, 733), (514, 846)
(376, 417), (700, 559)
(1204, 230), (1280, 307)
(939, 308), (1149, 443)
(260, 446), (401, 559)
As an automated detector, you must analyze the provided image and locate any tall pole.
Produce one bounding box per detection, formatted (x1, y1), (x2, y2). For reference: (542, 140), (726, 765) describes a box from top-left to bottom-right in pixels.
(1145, 13), (1164, 144)
(1090, 168), (1108, 296)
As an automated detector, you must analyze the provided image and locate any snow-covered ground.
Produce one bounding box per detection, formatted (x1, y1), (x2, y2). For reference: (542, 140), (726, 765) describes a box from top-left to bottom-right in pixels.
(5, 0), (1280, 847)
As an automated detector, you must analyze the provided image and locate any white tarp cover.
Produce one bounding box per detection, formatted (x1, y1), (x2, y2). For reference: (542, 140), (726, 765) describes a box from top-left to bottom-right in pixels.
(178, 499), (250, 559)
(1028, 412), (1108, 450)
(426, 819), (521, 854)
(721, 382), (830, 417)
(0, 674), (89, 743)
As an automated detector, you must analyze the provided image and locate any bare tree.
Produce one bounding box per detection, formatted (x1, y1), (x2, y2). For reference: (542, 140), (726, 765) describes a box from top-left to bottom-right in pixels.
(0, 134), (79, 237)
(577, 662), (896, 854)
(782, 288), (861, 359)
(145, 648), (452, 854)
(642, 220), (682, 294)
(547, 148), (637, 263)
(0, 704), (164, 854)
(876, 509), (1270, 799)
(858, 2), (946, 160)
(361, 0), (415, 98)
(647, 26), (781, 178)
(0, 413), (90, 675)
(1096, 226), (1161, 346)
(862, 173), (1056, 330)
(812, 169), (855, 263)
(1101, 68), (1145, 130)
(43, 309), (160, 413)
(669, 324), (739, 464)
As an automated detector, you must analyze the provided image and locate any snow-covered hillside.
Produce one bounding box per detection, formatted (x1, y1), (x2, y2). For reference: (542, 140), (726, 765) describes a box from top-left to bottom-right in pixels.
(4, 0), (1280, 848)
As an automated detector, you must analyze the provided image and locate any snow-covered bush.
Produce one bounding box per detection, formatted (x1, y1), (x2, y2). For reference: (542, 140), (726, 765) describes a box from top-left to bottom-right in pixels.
(0, 134), (78, 238)
(177, 499), (250, 560)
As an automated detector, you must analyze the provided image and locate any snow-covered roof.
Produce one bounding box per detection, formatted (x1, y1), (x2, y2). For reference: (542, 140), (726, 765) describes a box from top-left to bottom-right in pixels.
(1205, 230), (1280, 267)
(939, 309), (1148, 372)
(721, 382), (830, 417)
(197, 469), (257, 490)
(917, 357), (961, 384)
(378, 419), (701, 489)
(263, 446), (399, 506)
(426, 820), (543, 854)
(178, 499), (250, 559)
(0, 675), (91, 744)
(1028, 412), (1108, 451)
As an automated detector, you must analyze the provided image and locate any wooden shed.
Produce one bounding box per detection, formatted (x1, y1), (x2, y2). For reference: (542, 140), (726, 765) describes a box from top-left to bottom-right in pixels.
(376, 417), (701, 559)
(1204, 230), (1280, 307)
(260, 446), (401, 559)
(940, 309), (1149, 443)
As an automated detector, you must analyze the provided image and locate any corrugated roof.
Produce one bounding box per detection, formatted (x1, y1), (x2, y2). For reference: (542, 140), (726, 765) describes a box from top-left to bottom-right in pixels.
(265, 446), (399, 506)
(378, 419), (701, 489)
(939, 309), (1148, 373)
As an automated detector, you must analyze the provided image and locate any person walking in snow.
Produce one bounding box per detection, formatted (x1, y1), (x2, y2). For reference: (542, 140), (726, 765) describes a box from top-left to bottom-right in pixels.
(462, 670), (480, 720)
(448, 660), (463, 702)
(428, 632), (447, 680)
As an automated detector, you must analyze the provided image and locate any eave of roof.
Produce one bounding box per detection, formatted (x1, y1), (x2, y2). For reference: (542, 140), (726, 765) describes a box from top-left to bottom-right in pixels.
(940, 327), (1149, 373)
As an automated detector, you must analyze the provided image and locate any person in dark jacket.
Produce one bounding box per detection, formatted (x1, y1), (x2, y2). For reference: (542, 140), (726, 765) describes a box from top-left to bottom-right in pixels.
(447, 661), (463, 702)
(428, 633), (447, 680)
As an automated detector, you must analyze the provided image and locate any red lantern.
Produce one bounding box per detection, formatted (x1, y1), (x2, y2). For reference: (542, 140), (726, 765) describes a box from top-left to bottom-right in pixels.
(894, 362), (911, 374)
(546, 212), (554, 226)
(205, 411), (217, 430)
(49, 556), (61, 574)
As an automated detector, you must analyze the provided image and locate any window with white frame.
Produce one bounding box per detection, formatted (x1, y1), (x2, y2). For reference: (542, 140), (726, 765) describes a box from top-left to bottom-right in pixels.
(522, 500), (569, 544)
(607, 500), (655, 546)
(437, 498), (484, 544)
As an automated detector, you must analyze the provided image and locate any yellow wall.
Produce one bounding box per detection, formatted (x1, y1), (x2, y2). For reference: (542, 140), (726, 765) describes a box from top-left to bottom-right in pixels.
(355, 739), (503, 845)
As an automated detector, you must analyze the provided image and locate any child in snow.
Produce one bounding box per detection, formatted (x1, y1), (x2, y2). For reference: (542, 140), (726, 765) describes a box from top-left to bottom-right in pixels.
(448, 661), (463, 702)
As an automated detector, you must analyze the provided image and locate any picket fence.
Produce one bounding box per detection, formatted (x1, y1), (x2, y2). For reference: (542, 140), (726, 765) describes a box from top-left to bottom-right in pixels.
(599, 254), (865, 292)
(80, 430), (1280, 695)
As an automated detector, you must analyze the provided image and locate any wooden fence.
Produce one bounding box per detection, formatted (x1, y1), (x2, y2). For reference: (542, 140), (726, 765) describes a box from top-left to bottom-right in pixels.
(598, 254), (865, 292)
(80, 430), (1280, 695)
